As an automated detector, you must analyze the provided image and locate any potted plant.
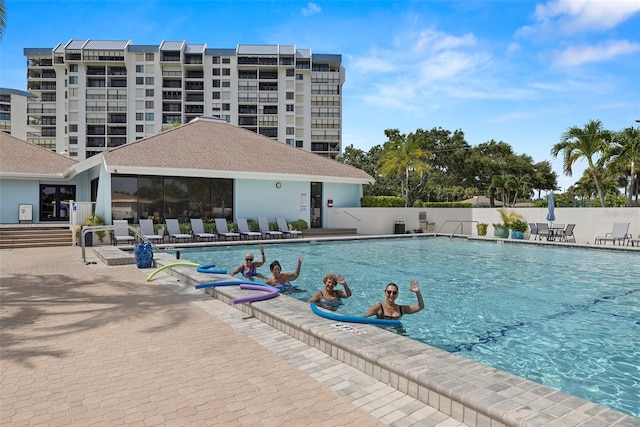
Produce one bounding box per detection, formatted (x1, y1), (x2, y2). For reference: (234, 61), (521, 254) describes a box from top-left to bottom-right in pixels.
(477, 223), (488, 236)
(493, 207), (524, 238)
(509, 219), (528, 239)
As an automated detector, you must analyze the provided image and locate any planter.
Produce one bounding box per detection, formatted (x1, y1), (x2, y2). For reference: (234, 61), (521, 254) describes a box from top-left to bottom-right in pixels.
(493, 225), (509, 238)
(511, 230), (524, 239)
(84, 231), (93, 247)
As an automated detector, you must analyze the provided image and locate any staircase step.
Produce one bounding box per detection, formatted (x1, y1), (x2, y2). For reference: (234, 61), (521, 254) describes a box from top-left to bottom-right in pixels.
(0, 226), (74, 249)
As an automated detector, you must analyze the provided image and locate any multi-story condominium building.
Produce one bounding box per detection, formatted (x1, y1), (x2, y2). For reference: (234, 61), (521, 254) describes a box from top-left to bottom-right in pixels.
(0, 88), (37, 140)
(24, 40), (344, 159)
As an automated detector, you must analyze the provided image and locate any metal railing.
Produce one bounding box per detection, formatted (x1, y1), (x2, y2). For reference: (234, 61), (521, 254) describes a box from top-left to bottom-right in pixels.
(81, 224), (158, 262)
(436, 220), (479, 238)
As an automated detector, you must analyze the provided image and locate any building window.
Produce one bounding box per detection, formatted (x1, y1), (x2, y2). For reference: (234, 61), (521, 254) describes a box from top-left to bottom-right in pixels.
(136, 125), (144, 132)
(286, 69), (295, 77)
(136, 65), (144, 72)
(212, 80), (220, 88)
(69, 136), (78, 145)
(286, 139), (295, 146)
(145, 113), (154, 121)
(145, 77), (154, 85)
(286, 127), (294, 135)
(296, 74), (304, 80)
(69, 76), (78, 84)
(222, 68), (230, 76)
(136, 113), (144, 121)
(69, 124), (78, 132)
(145, 53), (154, 61)
(136, 77), (144, 85)
(286, 92), (294, 100)
(222, 81), (230, 88)
(286, 104), (294, 112)
(222, 58), (230, 64)
(145, 89), (154, 97)
(212, 56), (220, 64)
(69, 64), (78, 72)
(145, 101), (154, 109)
(212, 69), (220, 76)
(222, 103), (230, 111)
(212, 92), (221, 99)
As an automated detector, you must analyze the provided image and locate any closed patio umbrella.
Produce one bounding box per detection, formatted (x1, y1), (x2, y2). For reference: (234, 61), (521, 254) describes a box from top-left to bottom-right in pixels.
(546, 191), (556, 225)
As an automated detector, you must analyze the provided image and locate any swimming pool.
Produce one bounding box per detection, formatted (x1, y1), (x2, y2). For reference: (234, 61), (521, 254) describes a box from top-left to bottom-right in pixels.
(166, 237), (640, 417)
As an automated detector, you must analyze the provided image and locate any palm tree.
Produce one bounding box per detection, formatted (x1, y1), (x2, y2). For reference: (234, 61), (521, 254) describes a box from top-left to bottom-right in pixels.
(605, 126), (640, 206)
(551, 119), (612, 207)
(378, 131), (431, 207)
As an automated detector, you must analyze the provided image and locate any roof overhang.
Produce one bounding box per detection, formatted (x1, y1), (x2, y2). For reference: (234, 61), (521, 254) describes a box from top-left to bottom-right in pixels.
(104, 165), (374, 185)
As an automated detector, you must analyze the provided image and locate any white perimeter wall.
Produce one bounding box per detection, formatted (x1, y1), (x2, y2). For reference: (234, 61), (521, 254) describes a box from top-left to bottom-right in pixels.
(327, 207), (640, 245)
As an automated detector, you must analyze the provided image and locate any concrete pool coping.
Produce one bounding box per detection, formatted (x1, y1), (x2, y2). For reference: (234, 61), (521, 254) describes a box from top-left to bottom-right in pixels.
(92, 236), (639, 426)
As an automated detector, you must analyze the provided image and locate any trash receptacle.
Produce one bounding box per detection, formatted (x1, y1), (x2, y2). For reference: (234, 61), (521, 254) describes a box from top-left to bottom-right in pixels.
(394, 221), (405, 234)
(134, 242), (153, 268)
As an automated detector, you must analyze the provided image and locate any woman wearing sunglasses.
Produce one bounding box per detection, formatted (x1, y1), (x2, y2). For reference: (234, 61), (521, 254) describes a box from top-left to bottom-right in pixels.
(363, 280), (424, 320)
(231, 244), (267, 279)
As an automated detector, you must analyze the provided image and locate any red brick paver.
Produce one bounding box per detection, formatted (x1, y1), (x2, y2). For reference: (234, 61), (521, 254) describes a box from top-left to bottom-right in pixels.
(1, 247), (384, 426)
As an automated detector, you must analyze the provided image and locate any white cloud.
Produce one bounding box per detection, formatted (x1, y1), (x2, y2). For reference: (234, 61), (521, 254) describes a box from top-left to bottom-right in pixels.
(490, 112), (531, 123)
(301, 2), (321, 17)
(507, 42), (521, 54)
(553, 40), (640, 67)
(412, 29), (476, 53)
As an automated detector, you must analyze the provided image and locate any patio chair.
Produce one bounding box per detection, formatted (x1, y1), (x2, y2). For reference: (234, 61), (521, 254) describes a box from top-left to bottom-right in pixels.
(594, 222), (630, 246)
(627, 234), (640, 247)
(528, 223), (538, 240)
(237, 218), (262, 240)
(112, 220), (135, 246)
(258, 216), (283, 239)
(139, 219), (163, 244)
(214, 218), (240, 241)
(536, 223), (549, 241)
(189, 218), (216, 242)
(165, 218), (192, 243)
(276, 216), (303, 238)
(559, 224), (576, 243)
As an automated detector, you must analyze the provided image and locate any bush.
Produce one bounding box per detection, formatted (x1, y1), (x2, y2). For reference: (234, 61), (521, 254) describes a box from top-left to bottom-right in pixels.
(361, 196), (405, 207)
(509, 219), (528, 232)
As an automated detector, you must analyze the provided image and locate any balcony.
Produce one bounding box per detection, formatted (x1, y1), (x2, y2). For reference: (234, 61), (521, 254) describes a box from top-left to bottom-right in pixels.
(163, 91), (182, 100)
(184, 82), (204, 91)
(185, 105), (203, 114)
(185, 94), (204, 102)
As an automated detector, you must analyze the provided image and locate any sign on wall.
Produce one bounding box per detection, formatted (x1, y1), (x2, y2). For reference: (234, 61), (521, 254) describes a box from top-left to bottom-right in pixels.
(19, 204), (33, 222)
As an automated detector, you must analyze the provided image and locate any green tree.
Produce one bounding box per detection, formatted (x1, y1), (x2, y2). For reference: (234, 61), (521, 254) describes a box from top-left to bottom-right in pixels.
(378, 129), (432, 207)
(0, 0), (5, 41)
(551, 119), (612, 207)
(604, 126), (640, 206)
(531, 161), (557, 199)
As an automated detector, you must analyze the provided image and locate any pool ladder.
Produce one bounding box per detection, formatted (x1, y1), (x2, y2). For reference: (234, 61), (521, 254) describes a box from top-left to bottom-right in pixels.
(436, 220), (480, 238)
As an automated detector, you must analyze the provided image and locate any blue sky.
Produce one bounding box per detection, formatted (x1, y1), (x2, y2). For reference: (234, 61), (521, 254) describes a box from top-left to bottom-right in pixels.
(2, 0), (639, 191)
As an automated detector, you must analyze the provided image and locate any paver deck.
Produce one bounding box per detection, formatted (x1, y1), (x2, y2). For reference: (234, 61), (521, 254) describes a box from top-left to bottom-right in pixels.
(1, 246), (464, 426)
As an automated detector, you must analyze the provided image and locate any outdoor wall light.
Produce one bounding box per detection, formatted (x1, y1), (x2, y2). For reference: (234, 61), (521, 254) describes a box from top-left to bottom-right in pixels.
(275, 181), (282, 189)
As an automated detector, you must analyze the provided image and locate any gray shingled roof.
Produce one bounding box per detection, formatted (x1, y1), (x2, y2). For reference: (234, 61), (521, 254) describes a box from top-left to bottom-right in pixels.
(160, 41), (185, 51)
(103, 117), (373, 184)
(0, 133), (77, 177)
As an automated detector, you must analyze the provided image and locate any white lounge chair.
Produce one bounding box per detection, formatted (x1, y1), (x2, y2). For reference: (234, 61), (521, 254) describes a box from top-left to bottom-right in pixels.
(276, 217), (303, 238)
(559, 224), (576, 243)
(214, 218), (240, 241)
(258, 217), (283, 239)
(594, 222), (630, 246)
(139, 219), (163, 244)
(237, 218), (262, 240)
(189, 218), (216, 242)
(165, 218), (192, 243)
(112, 220), (135, 246)
(628, 234), (640, 247)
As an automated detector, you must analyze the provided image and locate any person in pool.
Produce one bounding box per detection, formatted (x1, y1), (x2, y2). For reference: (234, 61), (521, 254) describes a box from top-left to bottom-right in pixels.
(363, 281), (424, 320)
(231, 245), (266, 279)
(264, 256), (303, 288)
(307, 273), (351, 309)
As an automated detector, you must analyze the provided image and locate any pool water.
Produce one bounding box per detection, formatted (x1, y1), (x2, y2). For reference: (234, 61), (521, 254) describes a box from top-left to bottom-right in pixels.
(166, 238), (640, 417)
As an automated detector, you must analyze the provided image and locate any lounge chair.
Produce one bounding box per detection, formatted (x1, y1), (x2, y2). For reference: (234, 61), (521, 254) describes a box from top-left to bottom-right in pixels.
(112, 220), (135, 246)
(528, 223), (538, 240)
(594, 222), (630, 246)
(559, 224), (576, 243)
(139, 219), (163, 244)
(536, 223), (549, 241)
(258, 216), (283, 239)
(165, 218), (192, 243)
(628, 234), (640, 247)
(214, 218), (240, 241)
(237, 218), (262, 240)
(189, 218), (216, 242)
(276, 217), (303, 238)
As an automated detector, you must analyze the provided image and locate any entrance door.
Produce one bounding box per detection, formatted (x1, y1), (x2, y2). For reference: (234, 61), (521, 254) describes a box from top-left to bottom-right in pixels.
(40, 185), (76, 222)
(310, 182), (322, 228)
